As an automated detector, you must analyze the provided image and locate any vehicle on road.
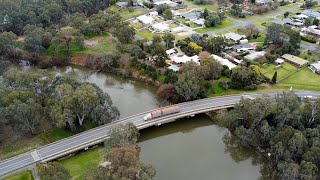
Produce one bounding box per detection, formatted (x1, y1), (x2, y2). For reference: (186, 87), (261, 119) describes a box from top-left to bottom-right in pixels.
(143, 106), (180, 121)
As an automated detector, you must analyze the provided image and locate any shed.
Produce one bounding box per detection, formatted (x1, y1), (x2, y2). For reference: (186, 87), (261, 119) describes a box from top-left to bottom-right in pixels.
(281, 54), (309, 67)
(179, 12), (201, 21)
(171, 26), (185, 33)
(275, 58), (284, 65)
(211, 54), (237, 69)
(244, 51), (266, 61)
(232, 44), (254, 53)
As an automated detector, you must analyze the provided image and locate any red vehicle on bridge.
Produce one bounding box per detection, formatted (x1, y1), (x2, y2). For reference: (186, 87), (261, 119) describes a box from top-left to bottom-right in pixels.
(143, 106), (180, 121)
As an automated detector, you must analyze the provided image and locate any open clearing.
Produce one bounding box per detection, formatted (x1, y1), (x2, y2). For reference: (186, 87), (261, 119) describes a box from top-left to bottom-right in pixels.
(195, 19), (234, 33)
(4, 171), (33, 180)
(261, 62), (297, 80)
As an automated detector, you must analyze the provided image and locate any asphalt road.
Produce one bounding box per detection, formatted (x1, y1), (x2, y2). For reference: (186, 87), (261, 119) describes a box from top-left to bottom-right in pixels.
(1, 91), (320, 177)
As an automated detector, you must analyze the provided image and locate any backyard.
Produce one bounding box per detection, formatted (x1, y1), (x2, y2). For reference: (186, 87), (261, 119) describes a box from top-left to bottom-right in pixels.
(261, 62), (297, 80)
(195, 19), (234, 33)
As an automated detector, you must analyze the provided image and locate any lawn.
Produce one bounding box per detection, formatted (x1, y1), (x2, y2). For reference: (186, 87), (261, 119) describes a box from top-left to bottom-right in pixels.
(248, 34), (266, 43)
(81, 36), (116, 55)
(60, 148), (103, 180)
(279, 67), (320, 89)
(311, 5), (320, 11)
(183, 0), (219, 12)
(252, 18), (274, 30)
(299, 52), (320, 62)
(121, 9), (149, 20)
(136, 30), (156, 41)
(131, 21), (144, 29)
(195, 19), (234, 33)
(261, 62), (298, 80)
(4, 170), (34, 180)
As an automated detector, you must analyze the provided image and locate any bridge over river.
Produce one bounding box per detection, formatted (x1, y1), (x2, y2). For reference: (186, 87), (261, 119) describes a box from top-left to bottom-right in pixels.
(1, 91), (320, 178)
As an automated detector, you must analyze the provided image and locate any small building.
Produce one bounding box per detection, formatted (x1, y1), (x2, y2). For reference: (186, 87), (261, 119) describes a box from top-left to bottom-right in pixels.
(149, 11), (159, 16)
(137, 15), (154, 25)
(281, 54), (309, 67)
(116, 1), (128, 8)
(309, 61), (320, 74)
(232, 44), (254, 53)
(275, 58), (285, 65)
(224, 32), (246, 42)
(244, 51), (266, 61)
(211, 54), (237, 69)
(179, 12), (201, 21)
(273, 18), (304, 27)
(154, 0), (178, 8)
(302, 10), (320, 20)
(301, 26), (320, 37)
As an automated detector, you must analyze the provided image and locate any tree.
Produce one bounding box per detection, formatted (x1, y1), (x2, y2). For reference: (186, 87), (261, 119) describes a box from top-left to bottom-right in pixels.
(284, 12), (290, 18)
(84, 168), (111, 180)
(156, 4), (170, 15)
(305, 18), (314, 27)
(313, 19), (319, 26)
(0, 32), (19, 58)
(38, 162), (71, 180)
(230, 67), (259, 90)
(205, 36), (225, 53)
(157, 84), (180, 103)
(300, 161), (318, 180)
(162, 33), (175, 49)
(175, 72), (201, 101)
(6, 99), (43, 135)
(104, 123), (139, 149)
(200, 56), (223, 80)
(163, 9), (173, 19)
(272, 71), (277, 84)
(188, 42), (203, 54)
(202, 8), (209, 19)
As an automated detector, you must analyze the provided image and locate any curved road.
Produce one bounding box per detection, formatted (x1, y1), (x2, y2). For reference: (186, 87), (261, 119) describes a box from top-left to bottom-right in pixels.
(1, 91), (320, 177)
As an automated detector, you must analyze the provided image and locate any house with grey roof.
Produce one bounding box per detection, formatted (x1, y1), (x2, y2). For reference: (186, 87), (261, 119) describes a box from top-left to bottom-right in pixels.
(232, 44), (254, 53)
(256, 0), (273, 4)
(116, 2), (128, 8)
(178, 12), (201, 21)
(309, 61), (320, 74)
(302, 10), (320, 20)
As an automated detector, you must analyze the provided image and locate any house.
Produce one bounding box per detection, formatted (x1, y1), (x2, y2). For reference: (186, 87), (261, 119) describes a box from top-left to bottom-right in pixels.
(281, 54), (309, 67)
(256, 0), (273, 5)
(116, 1), (128, 8)
(294, 14), (308, 20)
(211, 54), (237, 69)
(275, 58), (284, 65)
(273, 18), (304, 27)
(224, 32), (246, 42)
(302, 10), (320, 20)
(171, 26), (185, 33)
(232, 44), (254, 53)
(179, 12), (201, 21)
(154, 0), (178, 8)
(301, 26), (320, 37)
(244, 51), (266, 61)
(152, 22), (170, 32)
(192, 19), (205, 27)
(166, 48), (176, 56)
(137, 15), (154, 25)
(309, 61), (320, 74)
(171, 55), (200, 64)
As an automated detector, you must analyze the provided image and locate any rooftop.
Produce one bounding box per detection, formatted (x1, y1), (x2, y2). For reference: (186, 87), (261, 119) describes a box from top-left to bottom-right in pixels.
(137, 15), (154, 24)
(115, 1), (128, 7)
(281, 54), (309, 66)
(302, 10), (320, 20)
(244, 51), (266, 61)
(171, 55), (200, 64)
(211, 54), (237, 69)
(152, 22), (170, 32)
(224, 32), (246, 41)
(232, 44), (254, 50)
(179, 12), (201, 21)
(310, 61), (320, 70)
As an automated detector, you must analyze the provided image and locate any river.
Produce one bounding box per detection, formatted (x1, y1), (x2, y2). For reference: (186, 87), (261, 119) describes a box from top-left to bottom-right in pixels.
(43, 65), (262, 179)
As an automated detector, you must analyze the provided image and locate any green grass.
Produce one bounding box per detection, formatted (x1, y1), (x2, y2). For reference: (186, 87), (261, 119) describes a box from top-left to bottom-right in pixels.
(280, 67), (320, 88)
(299, 52), (320, 62)
(131, 22), (144, 29)
(121, 9), (149, 20)
(84, 32), (109, 39)
(60, 148), (103, 180)
(311, 5), (320, 11)
(4, 171), (34, 180)
(301, 40), (315, 46)
(136, 30), (164, 41)
(248, 34), (266, 43)
(183, 0), (219, 11)
(195, 19), (234, 33)
(261, 62), (297, 80)
(81, 36), (116, 54)
(47, 129), (73, 142)
(252, 18), (274, 30)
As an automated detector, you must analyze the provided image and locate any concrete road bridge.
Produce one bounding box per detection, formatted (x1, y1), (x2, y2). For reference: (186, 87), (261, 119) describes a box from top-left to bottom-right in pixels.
(1, 91), (320, 178)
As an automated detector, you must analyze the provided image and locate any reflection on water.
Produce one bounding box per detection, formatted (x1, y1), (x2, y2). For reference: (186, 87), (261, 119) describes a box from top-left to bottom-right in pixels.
(139, 115), (264, 180)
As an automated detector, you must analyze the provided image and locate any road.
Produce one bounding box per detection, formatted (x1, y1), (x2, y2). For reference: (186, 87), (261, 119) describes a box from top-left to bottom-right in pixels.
(1, 91), (320, 178)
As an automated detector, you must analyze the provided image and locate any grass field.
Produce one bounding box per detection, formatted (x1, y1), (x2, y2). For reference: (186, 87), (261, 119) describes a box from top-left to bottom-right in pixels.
(121, 9), (149, 20)
(81, 36), (116, 55)
(4, 171), (34, 180)
(195, 19), (234, 33)
(60, 148), (103, 180)
(298, 52), (320, 62)
(136, 30), (158, 40)
(252, 18), (274, 30)
(261, 62), (297, 80)
(248, 34), (266, 43)
(279, 68), (320, 89)
(183, 0), (219, 12)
